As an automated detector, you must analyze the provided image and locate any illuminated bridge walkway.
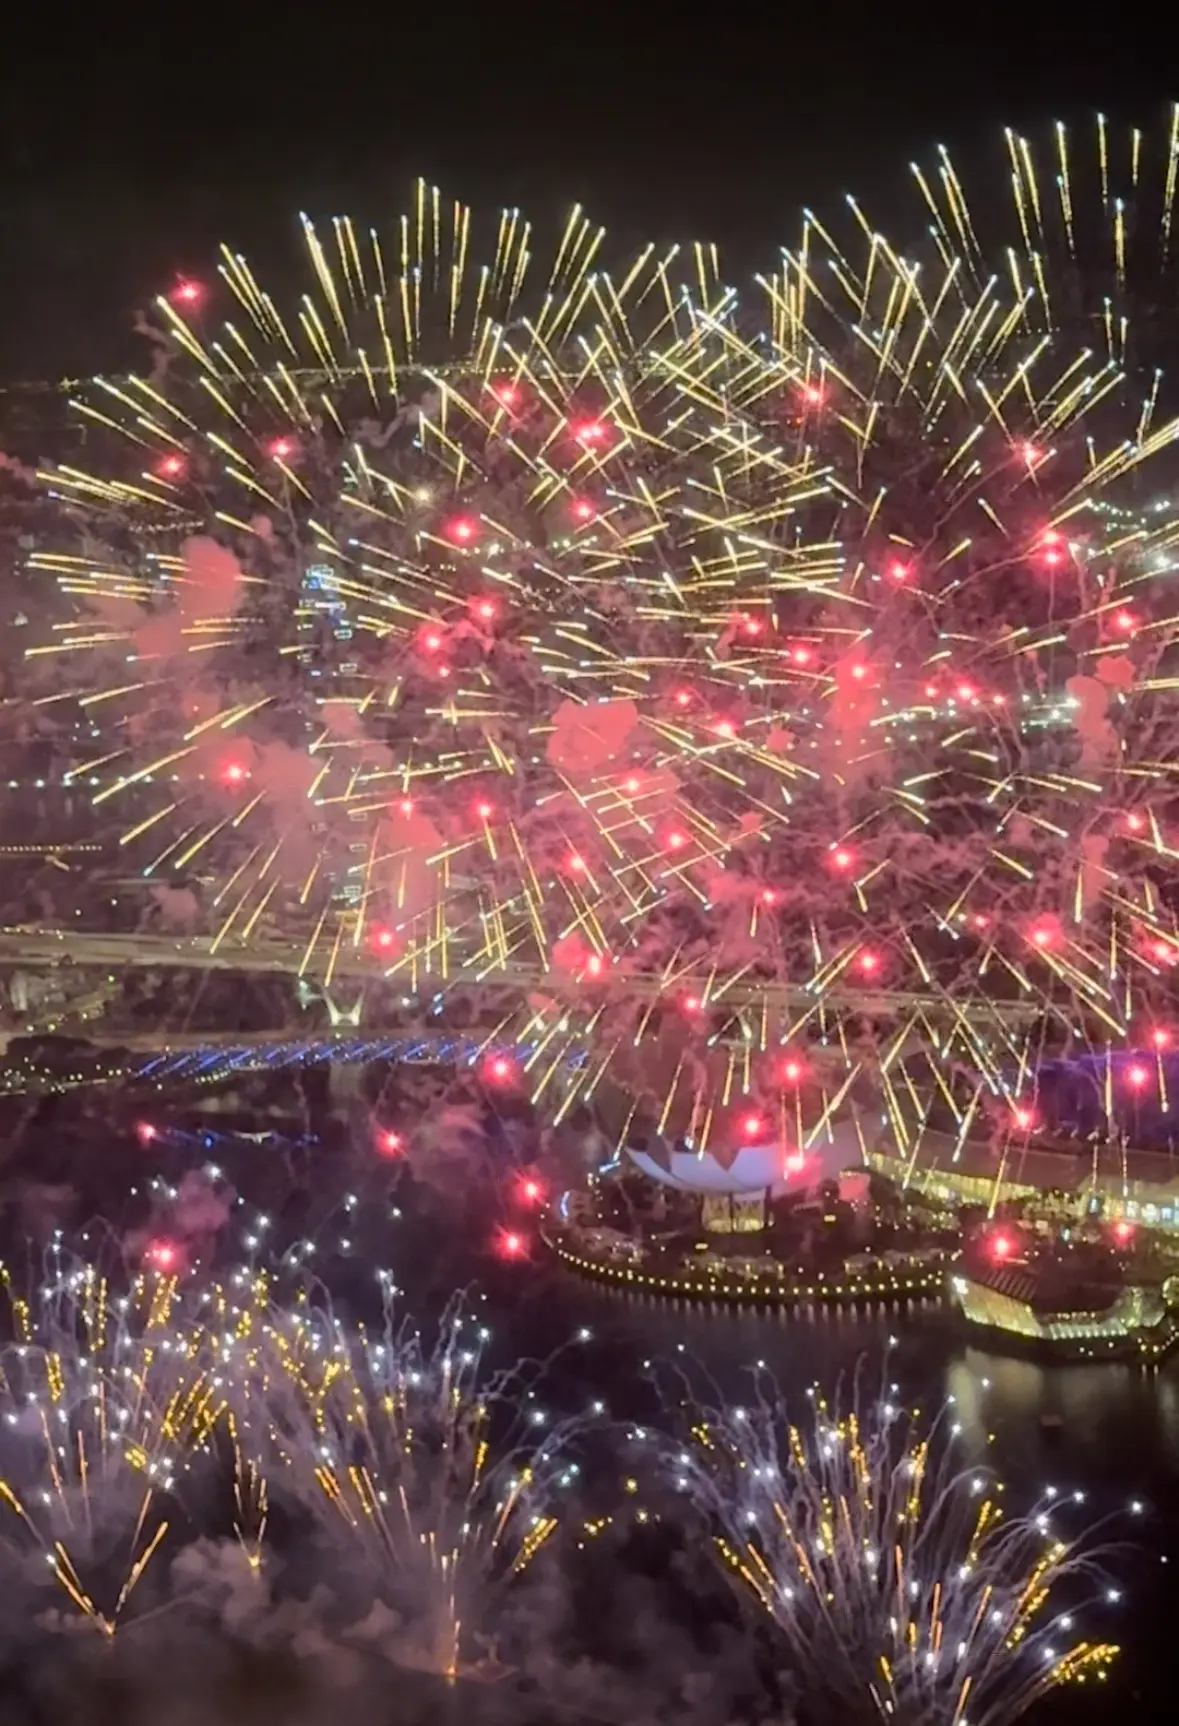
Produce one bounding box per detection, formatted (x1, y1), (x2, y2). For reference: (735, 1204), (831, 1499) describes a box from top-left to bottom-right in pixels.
(0, 928), (1048, 1028)
(0, 1027), (559, 1095)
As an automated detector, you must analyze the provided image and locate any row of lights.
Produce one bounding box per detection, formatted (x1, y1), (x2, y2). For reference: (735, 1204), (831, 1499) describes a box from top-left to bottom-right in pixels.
(547, 1225), (945, 1306)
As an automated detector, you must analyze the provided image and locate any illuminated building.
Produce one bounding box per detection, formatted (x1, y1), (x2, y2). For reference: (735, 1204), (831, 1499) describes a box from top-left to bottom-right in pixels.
(951, 1264), (1179, 1362)
(866, 1127), (1179, 1233)
(624, 1119), (864, 1232)
(302, 562), (352, 639)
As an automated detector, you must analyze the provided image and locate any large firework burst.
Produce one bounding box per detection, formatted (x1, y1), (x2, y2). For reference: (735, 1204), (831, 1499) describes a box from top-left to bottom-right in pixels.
(23, 109), (1179, 1157)
(664, 1380), (1120, 1726)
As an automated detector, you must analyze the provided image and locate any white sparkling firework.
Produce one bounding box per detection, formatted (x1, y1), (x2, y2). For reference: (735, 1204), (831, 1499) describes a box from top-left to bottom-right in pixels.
(668, 1381), (1120, 1726)
(235, 1292), (577, 1677)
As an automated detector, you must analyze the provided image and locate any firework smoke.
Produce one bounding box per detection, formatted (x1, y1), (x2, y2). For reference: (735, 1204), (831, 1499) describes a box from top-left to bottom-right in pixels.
(234, 1291), (579, 1678)
(17, 110), (1179, 1178)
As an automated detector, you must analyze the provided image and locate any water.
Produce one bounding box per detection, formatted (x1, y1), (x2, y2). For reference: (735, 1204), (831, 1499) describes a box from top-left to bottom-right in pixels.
(2, 1084), (1174, 1717)
(537, 1274), (1176, 1716)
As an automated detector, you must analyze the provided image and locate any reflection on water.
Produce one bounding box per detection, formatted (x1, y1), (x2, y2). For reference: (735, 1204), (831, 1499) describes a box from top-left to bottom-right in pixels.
(552, 1275), (1178, 1706)
(565, 1278), (1179, 1504)
(946, 1348), (1179, 1490)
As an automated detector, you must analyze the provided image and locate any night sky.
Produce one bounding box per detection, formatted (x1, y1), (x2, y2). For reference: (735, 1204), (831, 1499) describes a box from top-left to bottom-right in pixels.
(0, 13), (1173, 384)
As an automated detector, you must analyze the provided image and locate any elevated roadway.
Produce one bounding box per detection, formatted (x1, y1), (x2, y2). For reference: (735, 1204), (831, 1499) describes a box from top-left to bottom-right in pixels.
(0, 927), (1047, 1028)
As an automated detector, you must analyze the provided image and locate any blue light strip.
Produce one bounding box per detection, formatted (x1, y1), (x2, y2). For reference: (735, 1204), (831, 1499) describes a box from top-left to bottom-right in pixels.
(112, 1033), (590, 1086)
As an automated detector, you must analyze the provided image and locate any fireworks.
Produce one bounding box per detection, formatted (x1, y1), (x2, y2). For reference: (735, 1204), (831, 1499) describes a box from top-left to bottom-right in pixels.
(0, 1252), (579, 1664)
(21, 108), (1179, 1164)
(667, 1381), (1119, 1726)
(0, 1244), (1148, 1711)
(232, 1293), (576, 1677)
(0, 1256), (218, 1634)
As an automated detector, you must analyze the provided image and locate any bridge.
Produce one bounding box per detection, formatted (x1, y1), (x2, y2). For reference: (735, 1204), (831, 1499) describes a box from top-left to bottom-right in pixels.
(0, 928), (1048, 1027)
(0, 1026), (543, 1096)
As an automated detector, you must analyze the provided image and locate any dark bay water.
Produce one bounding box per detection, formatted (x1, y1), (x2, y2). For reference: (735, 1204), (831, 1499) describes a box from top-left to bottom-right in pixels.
(532, 1273), (1176, 1717)
(1, 1084), (1174, 1719)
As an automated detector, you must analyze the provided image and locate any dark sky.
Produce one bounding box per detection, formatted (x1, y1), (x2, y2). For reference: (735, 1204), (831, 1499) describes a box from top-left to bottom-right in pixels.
(0, 8), (1174, 383)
